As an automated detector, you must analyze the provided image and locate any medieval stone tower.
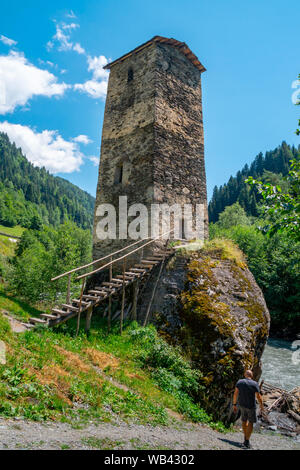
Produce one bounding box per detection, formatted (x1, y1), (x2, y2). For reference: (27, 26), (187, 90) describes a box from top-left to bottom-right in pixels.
(93, 36), (208, 261)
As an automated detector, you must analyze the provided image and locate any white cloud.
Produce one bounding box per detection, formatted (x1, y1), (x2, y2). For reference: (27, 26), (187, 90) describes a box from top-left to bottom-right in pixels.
(0, 121), (83, 173)
(0, 51), (69, 114)
(74, 55), (109, 99)
(0, 34), (17, 47)
(73, 42), (85, 55)
(74, 79), (108, 99)
(73, 134), (92, 144)
(46, 41), (54, 51)
(49, 22), (85, 55)
(89, 156), (99, 166)
(62, 23), (79, 31)
(66, 10), (76, 19)
(53, 24), (73, 51)
(87, 55), (108, 80)
(38, 58), (56, 68)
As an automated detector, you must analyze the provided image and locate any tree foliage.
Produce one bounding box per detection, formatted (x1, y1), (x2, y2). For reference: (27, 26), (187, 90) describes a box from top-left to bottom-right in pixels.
(0, 132), (95, 230)
(208, 142), (299, 223)
(210, 209), (300, 335)
(214, 202), (250, 229)
(246, 158), (300, 240)
(10, 221), (92, 303)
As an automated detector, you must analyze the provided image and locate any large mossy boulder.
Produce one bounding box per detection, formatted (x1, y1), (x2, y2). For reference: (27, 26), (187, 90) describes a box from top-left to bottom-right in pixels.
(151, 239), (270, 424)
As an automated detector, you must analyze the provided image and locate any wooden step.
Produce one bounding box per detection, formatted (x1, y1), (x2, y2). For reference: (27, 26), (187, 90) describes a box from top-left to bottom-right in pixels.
(40, 313), (59, 320)
(115, 274), (138, 281)
(61, 304), (79, 312)
(82, 295), (102, 301)
(29, 317), (47, 324)
(88, 290), (108, 296)
(52, 308), (71, 316)
(141, 259), (158, 265)
(134, 264), (153, 269)
(131, 268), (147, 272)
(21, 322), (35, 329)
(95, 286), (117, 293)
(72, 299), (90, 306)
(111, 278), (126, 283)
(102, 281), (127, 288)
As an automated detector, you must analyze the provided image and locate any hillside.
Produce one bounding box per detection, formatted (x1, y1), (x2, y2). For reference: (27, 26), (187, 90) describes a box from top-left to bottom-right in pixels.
(0, 132), (95, 230)
(1, 312), (298, 450)
(209, 142), (300, 223)
(0, 298), (227, 430)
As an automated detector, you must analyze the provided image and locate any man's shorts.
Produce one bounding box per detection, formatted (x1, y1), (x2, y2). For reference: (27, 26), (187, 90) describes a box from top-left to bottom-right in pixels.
(239, 406), (257, 423)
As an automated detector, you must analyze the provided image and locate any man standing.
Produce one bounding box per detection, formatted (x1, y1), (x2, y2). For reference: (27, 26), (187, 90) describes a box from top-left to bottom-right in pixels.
(233, 370), (264, 449)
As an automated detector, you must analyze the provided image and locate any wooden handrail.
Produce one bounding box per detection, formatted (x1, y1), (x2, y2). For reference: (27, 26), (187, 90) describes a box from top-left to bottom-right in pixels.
(76, 230), (172, 281)
(51, 237), (150, 281)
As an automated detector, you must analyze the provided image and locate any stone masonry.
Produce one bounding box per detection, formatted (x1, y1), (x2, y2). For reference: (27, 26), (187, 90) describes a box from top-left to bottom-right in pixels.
(93, 36), (208, 264)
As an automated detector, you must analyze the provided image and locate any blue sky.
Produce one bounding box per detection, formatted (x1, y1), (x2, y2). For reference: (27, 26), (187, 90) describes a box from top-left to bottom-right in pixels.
(0, 0), (299, 200)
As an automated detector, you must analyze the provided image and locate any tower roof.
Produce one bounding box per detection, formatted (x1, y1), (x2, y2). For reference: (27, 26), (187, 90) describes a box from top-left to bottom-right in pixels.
(103, 36), (206, 73)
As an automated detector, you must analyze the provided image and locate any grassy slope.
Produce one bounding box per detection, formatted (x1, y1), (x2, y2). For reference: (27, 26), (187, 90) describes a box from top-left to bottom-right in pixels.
(0, 225), (24, 258)
(0, 305), (226, 431)
(0, 238), (236, 430)
(0, 287), (42, 321)
(0, 225), (24, 237)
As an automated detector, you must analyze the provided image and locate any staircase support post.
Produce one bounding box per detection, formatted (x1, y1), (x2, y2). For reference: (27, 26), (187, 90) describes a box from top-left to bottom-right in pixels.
(132, 279), (139, 321)
(120, 258), (126, 335)
(108, 256), (112, 332)
(66, 273), (71, 305)
(76, 278), (86, 336)
(85, 305), (93, 336)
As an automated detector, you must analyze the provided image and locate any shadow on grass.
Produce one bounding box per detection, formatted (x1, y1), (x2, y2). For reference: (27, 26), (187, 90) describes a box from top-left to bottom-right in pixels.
(0, 288), (43, 320)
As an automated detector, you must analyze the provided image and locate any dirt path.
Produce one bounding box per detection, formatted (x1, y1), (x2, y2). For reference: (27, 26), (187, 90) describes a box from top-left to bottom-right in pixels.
(1, 314), (298, 450)
(0, 416), (299, 450)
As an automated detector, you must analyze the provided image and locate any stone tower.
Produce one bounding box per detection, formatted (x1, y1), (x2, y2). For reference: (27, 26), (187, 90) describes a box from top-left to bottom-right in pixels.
(93, 36), (208, 261)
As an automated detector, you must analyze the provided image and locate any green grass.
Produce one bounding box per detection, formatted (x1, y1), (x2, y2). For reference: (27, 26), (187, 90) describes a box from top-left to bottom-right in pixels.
(202, 238), (246, 268)
(0, 286), (43, 321)
(129, 438), (171, 450)
(82, 437), (125, 450)
(61, 444), (71, 450)
(0, 297), (228, 431)
(0, 237), (17, 257)
(0, 225), (24, 238)
(0, 225), (25, 257)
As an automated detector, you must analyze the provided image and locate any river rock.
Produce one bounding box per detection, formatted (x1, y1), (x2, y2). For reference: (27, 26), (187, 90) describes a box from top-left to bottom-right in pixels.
(147, 240), (270, 424)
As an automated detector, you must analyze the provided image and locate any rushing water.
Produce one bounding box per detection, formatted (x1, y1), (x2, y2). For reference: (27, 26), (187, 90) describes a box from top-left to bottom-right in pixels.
(261, 338), (300, 391)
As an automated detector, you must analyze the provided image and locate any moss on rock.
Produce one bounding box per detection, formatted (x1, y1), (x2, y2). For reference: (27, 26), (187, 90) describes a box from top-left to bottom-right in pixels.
(178, 240), (270, 424)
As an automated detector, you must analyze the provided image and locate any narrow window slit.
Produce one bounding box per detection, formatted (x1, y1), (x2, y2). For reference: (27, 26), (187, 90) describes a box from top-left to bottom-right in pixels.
(128, 67), (133, 82)
(115, 163), (123, 184)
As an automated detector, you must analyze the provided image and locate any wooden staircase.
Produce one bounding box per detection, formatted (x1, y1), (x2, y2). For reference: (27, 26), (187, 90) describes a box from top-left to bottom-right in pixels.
(22, 244), (174, 330)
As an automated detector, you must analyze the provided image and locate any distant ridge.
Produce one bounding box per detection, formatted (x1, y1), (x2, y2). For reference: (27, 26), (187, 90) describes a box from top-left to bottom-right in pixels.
(0, 132), (95, 230)
(208, 142), (300, 223)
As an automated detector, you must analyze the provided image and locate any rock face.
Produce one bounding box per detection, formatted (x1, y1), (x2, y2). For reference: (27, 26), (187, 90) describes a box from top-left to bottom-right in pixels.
(147, 242), (270, 424)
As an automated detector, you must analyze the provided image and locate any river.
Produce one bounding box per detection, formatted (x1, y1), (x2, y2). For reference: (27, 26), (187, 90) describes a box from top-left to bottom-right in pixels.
(261, 338), (300, 391)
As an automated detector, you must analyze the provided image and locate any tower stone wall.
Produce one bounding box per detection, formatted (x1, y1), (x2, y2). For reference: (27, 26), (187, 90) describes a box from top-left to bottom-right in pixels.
(93, 37), (208, 264)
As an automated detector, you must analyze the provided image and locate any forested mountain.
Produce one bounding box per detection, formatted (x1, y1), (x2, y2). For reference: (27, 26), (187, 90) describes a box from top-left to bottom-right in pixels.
(0, 132), (95, 229)
(208, 142), (300, 223)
